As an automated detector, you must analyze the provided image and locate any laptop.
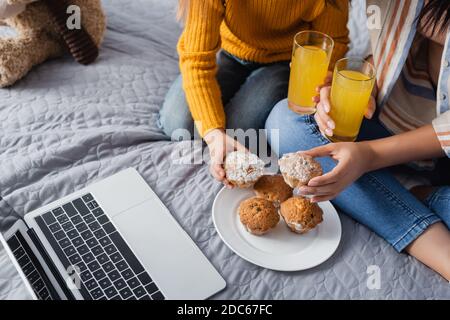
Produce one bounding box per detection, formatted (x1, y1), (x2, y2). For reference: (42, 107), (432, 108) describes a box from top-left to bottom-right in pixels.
(0, 168), (226, 300)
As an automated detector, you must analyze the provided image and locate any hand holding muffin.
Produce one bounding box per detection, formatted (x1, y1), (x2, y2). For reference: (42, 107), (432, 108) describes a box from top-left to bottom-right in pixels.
(224, 151), (265, 188)
(279, 153), (323, 189)
(205, 129), (248, 188)
(225, 150), (325, 236)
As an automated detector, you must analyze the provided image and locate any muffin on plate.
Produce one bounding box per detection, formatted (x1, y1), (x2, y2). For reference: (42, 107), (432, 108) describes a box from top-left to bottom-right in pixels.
(224, 151), (265, 188)
(238, 197), (280, 235)
(254, 175), (293, 206)
(278, 153), (322, 188)
(280, 197), (323, 234)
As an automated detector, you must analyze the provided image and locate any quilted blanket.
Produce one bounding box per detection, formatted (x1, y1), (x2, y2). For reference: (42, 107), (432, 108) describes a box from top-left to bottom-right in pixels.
(0, 0), (448, 299)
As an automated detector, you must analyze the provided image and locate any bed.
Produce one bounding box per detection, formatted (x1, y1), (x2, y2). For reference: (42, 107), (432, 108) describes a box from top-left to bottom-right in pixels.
(0, 0), (449, 299)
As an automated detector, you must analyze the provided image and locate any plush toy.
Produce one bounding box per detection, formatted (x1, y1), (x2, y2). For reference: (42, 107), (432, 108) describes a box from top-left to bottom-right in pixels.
(0, 0), (106, 87)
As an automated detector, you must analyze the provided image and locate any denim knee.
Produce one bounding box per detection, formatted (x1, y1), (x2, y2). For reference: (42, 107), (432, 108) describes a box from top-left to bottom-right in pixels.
(265, 98), (329, 157)
(226, 64), (289, 132)
(159, 75), (195, 140)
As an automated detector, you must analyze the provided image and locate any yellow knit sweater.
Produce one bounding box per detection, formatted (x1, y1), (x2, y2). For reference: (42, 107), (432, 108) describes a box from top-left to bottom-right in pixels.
(178, 0), (349, 136)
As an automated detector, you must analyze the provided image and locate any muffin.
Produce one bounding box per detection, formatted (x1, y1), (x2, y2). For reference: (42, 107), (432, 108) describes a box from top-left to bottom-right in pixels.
(225, 151), (265, 188)
(280, 197), (323, 234)
(278, 153), (322, 188)
(238, 197), (280, 235)
(254, 175), (293, 206)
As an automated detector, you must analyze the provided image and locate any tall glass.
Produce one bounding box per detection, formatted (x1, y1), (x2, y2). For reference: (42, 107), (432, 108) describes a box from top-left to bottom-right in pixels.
(288, 31), (334, 115)
(327, 58), (376, 142)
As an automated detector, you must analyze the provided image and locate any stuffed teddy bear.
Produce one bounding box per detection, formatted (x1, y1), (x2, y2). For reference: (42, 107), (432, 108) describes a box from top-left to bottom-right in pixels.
(0, 0), (106, 87)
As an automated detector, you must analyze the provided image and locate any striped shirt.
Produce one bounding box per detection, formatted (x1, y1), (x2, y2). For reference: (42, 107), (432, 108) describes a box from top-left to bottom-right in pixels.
(367, 0), (450, 160)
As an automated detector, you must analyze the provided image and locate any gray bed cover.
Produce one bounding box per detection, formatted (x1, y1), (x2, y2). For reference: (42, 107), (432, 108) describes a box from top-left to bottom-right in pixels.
(0, 0), (448, 299)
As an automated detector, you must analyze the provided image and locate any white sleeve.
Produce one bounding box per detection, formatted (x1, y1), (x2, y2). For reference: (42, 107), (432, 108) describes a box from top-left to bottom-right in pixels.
(432, 110), (450, 158)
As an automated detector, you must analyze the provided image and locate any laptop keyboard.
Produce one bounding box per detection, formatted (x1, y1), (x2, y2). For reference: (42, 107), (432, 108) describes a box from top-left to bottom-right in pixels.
(35, 194), (165, 300)
(7, 232), (54, 300)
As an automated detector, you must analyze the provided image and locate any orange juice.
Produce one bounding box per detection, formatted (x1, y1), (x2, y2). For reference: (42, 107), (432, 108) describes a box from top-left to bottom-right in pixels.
(329, 70), (375, 142)
(288, 45), (329, 114)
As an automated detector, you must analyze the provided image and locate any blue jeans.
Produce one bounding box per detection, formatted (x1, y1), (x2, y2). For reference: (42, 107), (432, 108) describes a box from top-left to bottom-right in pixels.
(159, 51), (290, 139)
(265, 99), (450, 252)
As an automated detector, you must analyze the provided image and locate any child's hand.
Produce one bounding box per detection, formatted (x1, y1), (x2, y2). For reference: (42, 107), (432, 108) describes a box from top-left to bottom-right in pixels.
(204, 128), (247, 188)
(297, 142), (374, 202)
(313, 85), (377, 138)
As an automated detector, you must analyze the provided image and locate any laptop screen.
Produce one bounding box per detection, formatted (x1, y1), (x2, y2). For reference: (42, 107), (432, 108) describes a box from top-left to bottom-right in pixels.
(0, 199), (36, 300)
(0, 236), (35, 300)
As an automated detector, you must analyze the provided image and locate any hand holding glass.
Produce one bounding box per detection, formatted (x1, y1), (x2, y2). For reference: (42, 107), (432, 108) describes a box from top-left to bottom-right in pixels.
(327, 58), (376, 142)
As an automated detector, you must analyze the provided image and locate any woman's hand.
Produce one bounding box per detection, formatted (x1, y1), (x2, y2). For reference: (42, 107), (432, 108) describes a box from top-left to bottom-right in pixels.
(204, 128), (247, 188)
(314, 86), (377, 138)
(288, 72), (332, 114)
(297, 142), (375, 202)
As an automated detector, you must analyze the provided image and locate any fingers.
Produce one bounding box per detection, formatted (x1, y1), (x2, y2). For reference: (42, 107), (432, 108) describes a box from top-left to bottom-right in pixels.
(308, 164), (344, 187)
(314, 112), (329, 136)
(315, 103), (334, 136)
(209, 163), (225, 181)
(209, 139), (230, 186)
(210, 135), (248, 188)
(311, 195), (336, 203)
(319, 86), (331, 112)
(297, 181), (340, 202)
(222, 179), (233, 188)
(324, 71), (333, 86)
(302, 144), (333, 158)
(298, 183), (336, 196)
(209, 163), (234, 188)
(206, 131), (244, 188)
(313, 94), (320, 104)
(317, 103), (334, 127)
(297, 182), (340, 203)
(314, 79), (332, 104)
(298, 172), (343, 202)
(314, 86), (333, 136)
(209, 146), (226, 182)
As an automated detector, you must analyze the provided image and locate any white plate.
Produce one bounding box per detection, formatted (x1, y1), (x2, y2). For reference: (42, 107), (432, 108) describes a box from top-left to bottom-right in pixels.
(212, 187), (342, 271)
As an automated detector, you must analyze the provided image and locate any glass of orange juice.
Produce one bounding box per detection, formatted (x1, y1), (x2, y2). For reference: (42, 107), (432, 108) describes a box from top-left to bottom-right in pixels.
(327, 58), (376, 142)
(288, 31), (334, 115)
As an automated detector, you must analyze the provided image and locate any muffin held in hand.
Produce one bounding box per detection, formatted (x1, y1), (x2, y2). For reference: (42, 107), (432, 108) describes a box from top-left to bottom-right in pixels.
(254, 175), (293, 206)
(278, 153), (322, 188)
(239, 197), (280, 235)
(225, 151), (265, 188)
(280, 197), (323, 234)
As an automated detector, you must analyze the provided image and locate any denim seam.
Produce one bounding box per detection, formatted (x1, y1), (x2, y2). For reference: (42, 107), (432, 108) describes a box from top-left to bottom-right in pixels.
(392, 215), (441, 251)
(366, 174), (423, 220)
(433, 194), (450, 201)
(424, 188), (441, 207)
(305, 116), (330, 145)
(365, 172), (443, 249)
